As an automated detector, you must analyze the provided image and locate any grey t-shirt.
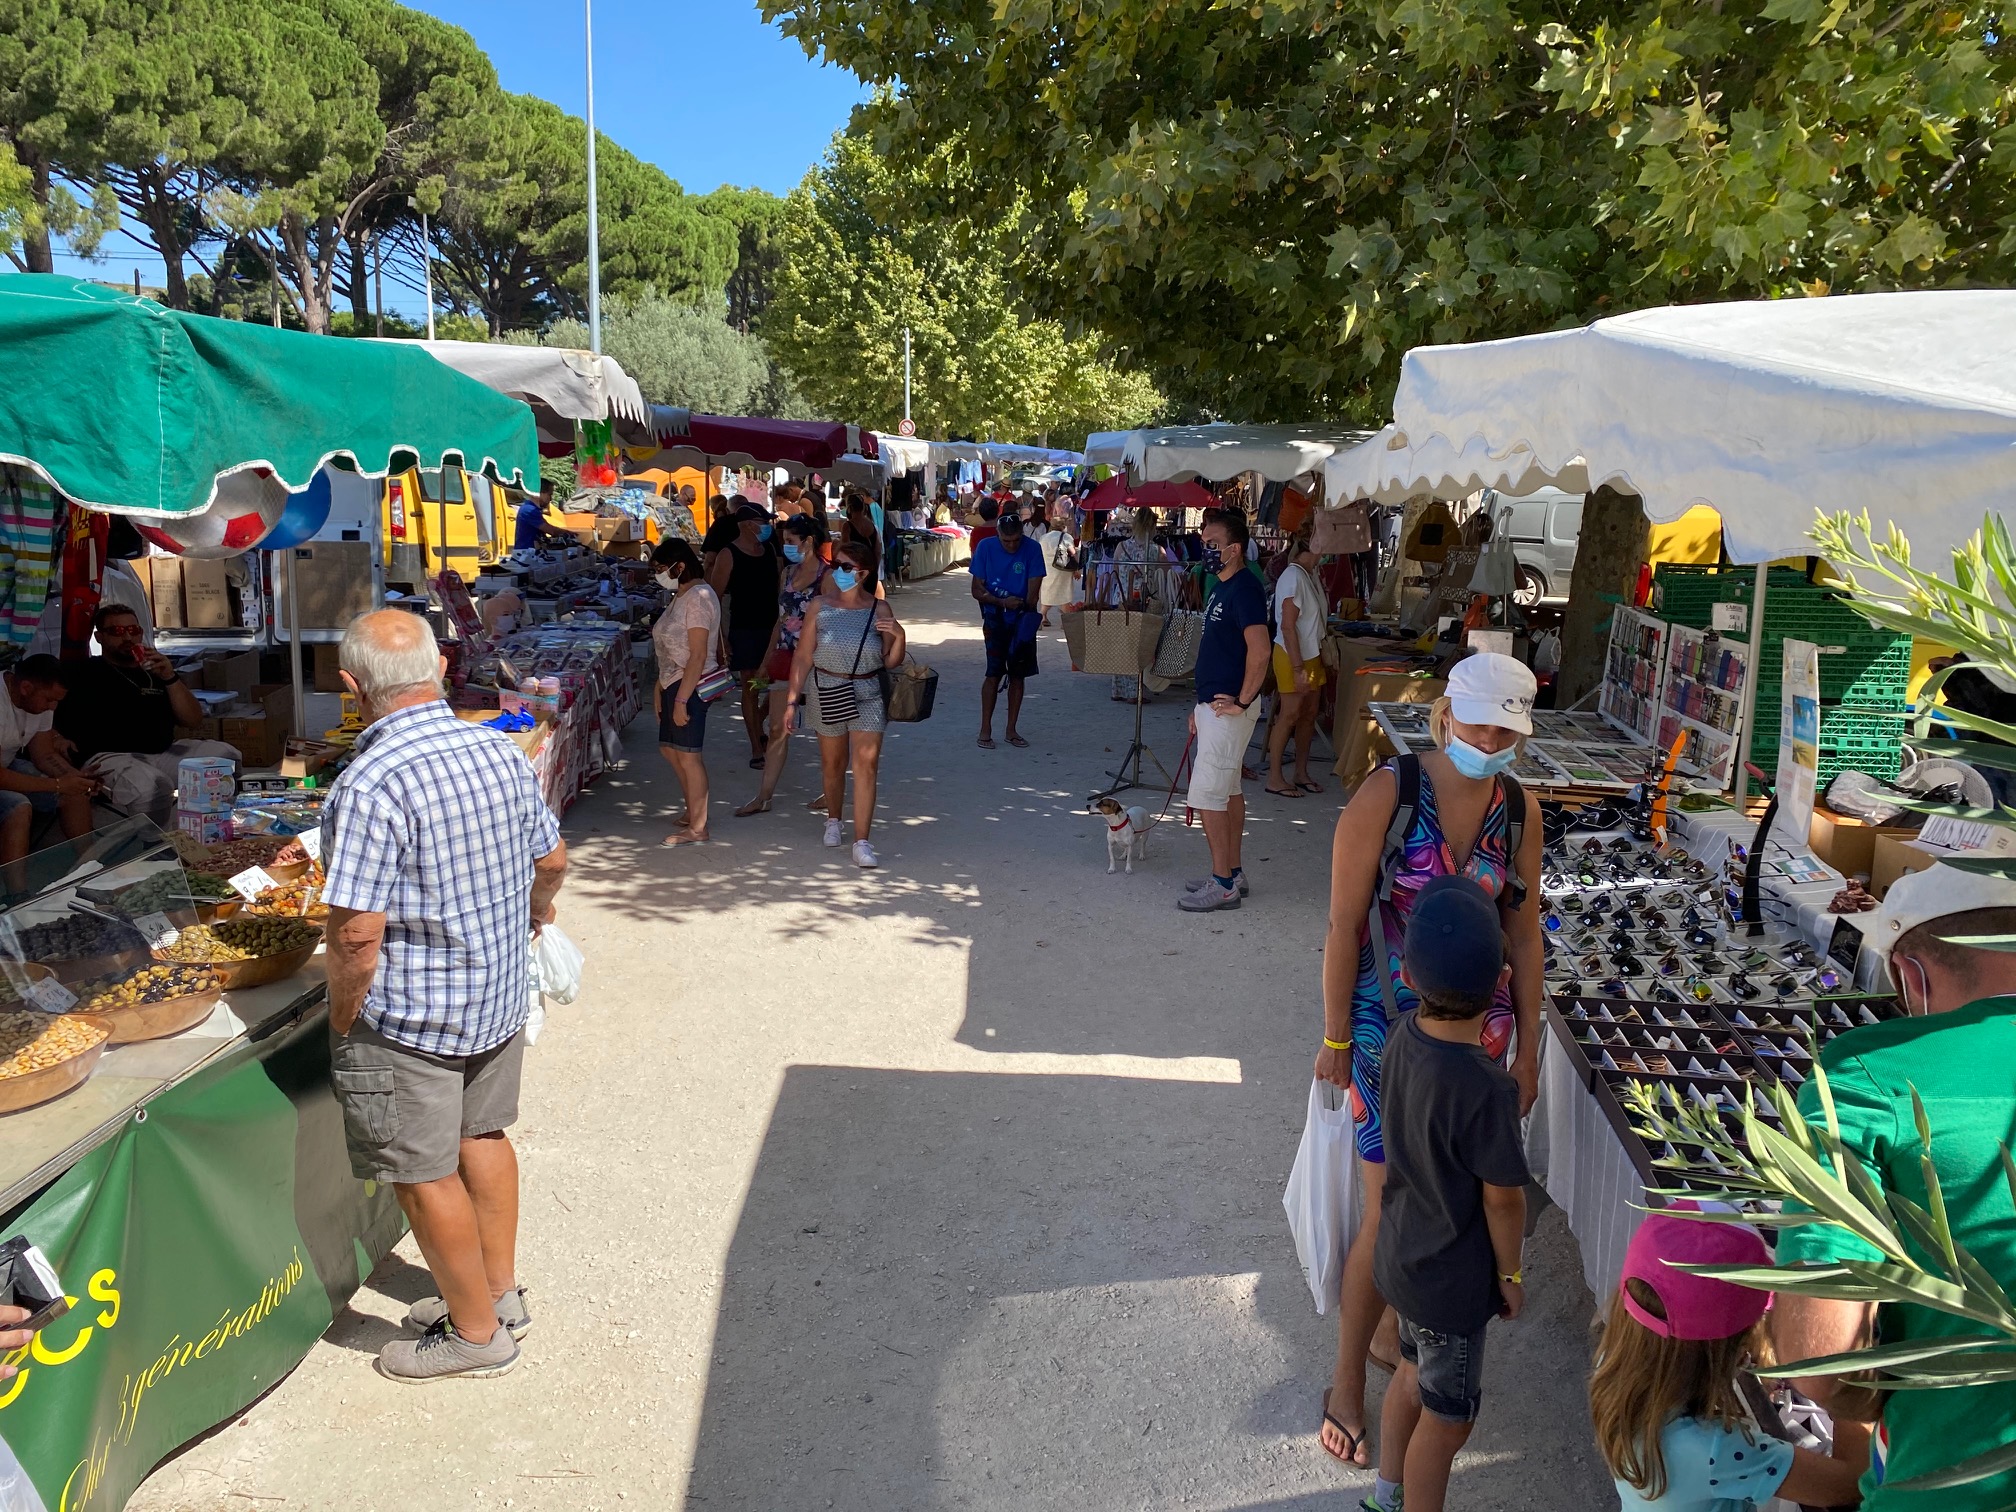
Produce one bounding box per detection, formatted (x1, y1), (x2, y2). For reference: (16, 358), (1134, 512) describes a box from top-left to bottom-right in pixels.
(1373, 1011), (1532, 1333)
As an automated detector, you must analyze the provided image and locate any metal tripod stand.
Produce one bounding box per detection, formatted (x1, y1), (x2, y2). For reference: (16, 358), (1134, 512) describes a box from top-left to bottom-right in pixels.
(1091, 668), (1171, 800)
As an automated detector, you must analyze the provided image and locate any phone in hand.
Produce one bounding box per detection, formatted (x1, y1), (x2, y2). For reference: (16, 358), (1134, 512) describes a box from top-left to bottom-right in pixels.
(0, 1235), (68, 1333)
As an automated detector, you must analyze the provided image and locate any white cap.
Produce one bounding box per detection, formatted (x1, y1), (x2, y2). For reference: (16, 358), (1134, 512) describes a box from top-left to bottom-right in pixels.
(1445, 652), (1536, 735)
(1867, 860), (2016, 963)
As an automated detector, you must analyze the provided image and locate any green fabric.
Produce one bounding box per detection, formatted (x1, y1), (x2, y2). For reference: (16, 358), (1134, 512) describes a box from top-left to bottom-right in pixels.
(0, 275), (538, 514)
(1776, 996), (2016, 1512)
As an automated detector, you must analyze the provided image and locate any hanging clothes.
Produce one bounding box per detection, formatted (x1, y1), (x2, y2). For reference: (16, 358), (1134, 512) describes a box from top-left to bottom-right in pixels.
(60, 503), (109, 659)
(0, 466), (60, 647)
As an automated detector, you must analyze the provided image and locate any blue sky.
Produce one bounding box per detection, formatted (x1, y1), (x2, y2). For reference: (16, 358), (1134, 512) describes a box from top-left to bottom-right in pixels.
(51, 0), (864, 307)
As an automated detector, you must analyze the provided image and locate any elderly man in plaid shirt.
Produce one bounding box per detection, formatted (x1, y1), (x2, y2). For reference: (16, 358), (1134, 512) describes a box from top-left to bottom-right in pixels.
(323, 610), (569, 1383)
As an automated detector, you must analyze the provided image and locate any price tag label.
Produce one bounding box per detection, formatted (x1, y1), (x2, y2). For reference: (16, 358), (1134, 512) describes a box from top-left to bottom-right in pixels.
(25, 976), (77, 1013)
(229, 866), (277, 902)
(297, 828), (321, 863)
(1711, 602), (1749, 634)
(134, 911), (181, 948)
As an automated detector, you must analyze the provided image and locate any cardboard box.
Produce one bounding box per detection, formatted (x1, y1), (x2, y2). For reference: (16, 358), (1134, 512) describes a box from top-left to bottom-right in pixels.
(1872, 834), (1951, 898)
(601, 540), (648, 561)
(280, 739), (343, 781)
(181, 559), (231, 628)
(313, 643), (344, 693)
(1808, 807), (1916, 879)
(150, 557), (185, 628)
(282, 541), (376, 630)
(199, 648), (260, 696)
(215, 684), (294, 766)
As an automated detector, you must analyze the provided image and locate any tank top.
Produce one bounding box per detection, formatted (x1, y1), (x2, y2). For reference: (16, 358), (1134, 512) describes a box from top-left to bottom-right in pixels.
(724, 542), (780, 634)
(1351, 763), (1517, 1060)
(776, 564), (826, 651)
(812, 603), (885, 679)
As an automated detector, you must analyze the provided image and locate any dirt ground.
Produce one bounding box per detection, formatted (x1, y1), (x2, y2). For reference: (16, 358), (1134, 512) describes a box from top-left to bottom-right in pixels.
(128, 569), (1613, 1512)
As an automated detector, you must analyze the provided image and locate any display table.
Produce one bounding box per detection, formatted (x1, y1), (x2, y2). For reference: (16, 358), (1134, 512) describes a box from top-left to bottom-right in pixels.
(901, 532), (959, 581)
(0, 957), (403, 1512)
(1324, 634), (1448, 791)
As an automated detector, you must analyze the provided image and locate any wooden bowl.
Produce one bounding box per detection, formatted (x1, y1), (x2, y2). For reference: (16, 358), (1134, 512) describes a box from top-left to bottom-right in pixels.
(264, 859), (312, 885)
(0, 1012), (114, 1115)
(157, 935), (321, 991)
(191, 897), (243, 924)
(0, 962), (60, 1009)
(46, 946), (153, 988)
(92, 984), (225, 1045)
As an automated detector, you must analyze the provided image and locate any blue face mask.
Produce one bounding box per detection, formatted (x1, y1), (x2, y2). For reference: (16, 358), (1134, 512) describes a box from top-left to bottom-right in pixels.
(1202, 544), (1224, 573)
(1445, 734), (1519, 780)
(782, 542), (804, 563)
(832, 568), (859, 593)
(757, 523), (774, 542)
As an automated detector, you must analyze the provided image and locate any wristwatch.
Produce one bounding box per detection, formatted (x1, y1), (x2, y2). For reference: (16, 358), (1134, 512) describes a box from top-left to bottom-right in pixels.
(1236, 695), (1254, 710)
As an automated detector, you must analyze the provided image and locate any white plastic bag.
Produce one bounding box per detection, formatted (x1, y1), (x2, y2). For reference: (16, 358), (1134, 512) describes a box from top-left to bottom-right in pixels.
(1282, 1076), (1362, 1315)
(531, 924), (585, 1005)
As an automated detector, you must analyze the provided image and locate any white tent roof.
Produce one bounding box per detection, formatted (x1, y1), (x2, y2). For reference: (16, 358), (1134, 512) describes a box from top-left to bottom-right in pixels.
(870, 436), (1084, 469)
(394, 341), (650, 446)
(1325, 291), (2016, 564)
(873, 433), (931, 472)
(1081, 431), (1135, 468)
(1126, 423), (1372, 484)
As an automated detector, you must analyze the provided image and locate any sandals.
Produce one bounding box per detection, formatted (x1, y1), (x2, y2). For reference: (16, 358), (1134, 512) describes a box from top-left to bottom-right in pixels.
(662, 830), (709, 847)
(734, 798), (771, 817)
(977, 736), (997, 749)
(1296, 780), (1324, 794)
(1264, 784), (1303, 798)
(1320, 1387), (1369, 1465)
(1006, 734), (1030, 748)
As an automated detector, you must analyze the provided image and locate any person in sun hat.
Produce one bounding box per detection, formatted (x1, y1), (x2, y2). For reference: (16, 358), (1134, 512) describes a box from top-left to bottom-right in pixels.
(1589, 1207), (1863, 1510)
(1771, 860), (2016, 1512)
(1311, 649), (1546, 1467)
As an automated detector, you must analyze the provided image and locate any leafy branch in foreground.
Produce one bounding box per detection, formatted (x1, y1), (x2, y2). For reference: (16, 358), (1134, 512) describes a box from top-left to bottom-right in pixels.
(1622, 1059), (2016, 1493)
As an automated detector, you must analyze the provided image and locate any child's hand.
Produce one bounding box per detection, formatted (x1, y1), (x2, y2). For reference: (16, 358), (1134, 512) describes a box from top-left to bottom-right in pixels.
(1498, 1280), (1525, 1320)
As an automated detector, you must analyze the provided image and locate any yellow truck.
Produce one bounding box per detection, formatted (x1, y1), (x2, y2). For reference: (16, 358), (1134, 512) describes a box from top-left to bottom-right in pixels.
(380, 465), (514, 595)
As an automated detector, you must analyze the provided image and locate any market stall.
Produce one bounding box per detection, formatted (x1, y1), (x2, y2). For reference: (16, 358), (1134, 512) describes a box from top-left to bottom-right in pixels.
(0, 273), (542, 1512)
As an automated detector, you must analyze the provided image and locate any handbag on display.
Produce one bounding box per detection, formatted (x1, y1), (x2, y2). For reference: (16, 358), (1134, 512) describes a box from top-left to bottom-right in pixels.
(1062, 560), (1165, 675)
(1150, 572), (1205, 678)
(884, 662), (940, 723)
(1312, 501), (1375, 556)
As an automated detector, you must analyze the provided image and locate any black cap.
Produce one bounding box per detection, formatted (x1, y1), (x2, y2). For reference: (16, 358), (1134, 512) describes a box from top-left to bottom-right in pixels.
(734, 501), (772, 522)
(1401, 876), (1504, 1005)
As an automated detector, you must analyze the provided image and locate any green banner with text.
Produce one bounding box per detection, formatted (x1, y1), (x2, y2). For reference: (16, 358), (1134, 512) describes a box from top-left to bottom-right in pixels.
(0, 1006), (402, 1512)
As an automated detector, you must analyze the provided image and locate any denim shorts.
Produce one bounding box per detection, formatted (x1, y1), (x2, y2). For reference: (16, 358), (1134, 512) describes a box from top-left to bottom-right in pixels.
(1398, 1314), (1490, 1423)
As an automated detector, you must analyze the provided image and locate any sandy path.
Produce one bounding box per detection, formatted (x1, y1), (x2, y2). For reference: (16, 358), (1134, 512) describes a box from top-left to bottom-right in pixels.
(129, 570), (1612, 1512)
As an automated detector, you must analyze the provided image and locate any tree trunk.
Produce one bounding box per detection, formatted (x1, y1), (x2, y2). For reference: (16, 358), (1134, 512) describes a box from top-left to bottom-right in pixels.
(1555, 485), (1651, 707)
(347, 230), (371, 326)
(278, 213), (331, 334)
(19, 148), (53, 273)
(133, 171), (190, 310)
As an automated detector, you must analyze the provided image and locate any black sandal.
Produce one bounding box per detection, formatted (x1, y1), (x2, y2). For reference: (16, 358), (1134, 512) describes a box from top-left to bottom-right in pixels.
(1320, 1388), (1368, 1465)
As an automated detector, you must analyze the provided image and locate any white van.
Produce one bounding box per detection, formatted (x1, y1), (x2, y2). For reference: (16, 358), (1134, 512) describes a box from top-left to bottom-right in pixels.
(1487, 488), (1582, 604)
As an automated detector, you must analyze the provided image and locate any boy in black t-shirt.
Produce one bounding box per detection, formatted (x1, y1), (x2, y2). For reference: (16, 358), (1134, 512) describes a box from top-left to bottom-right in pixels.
(1368, 874), (1530, 1512)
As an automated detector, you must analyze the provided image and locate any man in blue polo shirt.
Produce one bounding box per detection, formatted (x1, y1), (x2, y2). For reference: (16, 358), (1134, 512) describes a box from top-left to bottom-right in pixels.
(1180, 509), (1270, 911)
(970, 507), (1046, 749)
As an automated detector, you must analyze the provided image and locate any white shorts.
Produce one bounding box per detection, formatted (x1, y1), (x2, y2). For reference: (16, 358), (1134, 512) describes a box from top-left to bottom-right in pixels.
(1186, 701), (1260, 812)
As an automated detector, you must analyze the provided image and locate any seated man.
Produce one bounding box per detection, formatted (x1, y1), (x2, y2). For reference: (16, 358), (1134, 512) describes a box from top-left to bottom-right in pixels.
(0, 655), (101, 862)
(55, 605), (238, 817)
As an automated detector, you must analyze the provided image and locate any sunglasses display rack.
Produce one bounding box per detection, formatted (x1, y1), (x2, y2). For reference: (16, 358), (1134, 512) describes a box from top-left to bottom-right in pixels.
(1537, 835), (1903, 1196)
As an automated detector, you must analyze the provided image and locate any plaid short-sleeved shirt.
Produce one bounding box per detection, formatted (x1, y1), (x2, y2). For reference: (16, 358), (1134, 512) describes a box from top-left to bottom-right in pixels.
(321, 701), (562, 1056)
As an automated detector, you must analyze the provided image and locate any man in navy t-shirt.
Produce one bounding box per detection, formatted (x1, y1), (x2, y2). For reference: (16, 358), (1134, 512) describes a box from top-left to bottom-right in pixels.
(970, 508), (1046, 749)
(1180, 510), (1270, 912)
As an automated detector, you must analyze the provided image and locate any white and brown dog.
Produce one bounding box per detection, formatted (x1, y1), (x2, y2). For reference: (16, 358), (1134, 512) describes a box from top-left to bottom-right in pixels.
(1090, 796), (1159, 873)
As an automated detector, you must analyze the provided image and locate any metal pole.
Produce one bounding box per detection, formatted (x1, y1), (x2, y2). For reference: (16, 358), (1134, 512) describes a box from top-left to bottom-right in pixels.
(419, 212), (436, 342)
(373, 232), (384, 338)
(583, 0), (603, 355)
(1731, 561), (1770, 799)
(903, 327), (911, 422)
(284, 548), (306, 738)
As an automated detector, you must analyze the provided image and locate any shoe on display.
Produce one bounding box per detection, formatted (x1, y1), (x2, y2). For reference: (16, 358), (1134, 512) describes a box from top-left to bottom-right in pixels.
(405, 1286), (531, 1342)
(1184, 872), (1251, 898)
(1178, 879), (1242, 912)
(823, 818), (845, 848)
(852, 840), (880, 869)
(376, 1318), (520, 1384)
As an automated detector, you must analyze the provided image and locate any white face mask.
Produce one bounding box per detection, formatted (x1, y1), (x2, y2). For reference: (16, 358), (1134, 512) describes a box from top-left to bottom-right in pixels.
(655, 570), (678, 591)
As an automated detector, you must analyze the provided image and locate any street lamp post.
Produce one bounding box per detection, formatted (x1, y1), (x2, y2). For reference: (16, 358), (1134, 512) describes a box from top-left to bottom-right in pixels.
(903, 327), (911, 424)
(584, 0), (603, 355)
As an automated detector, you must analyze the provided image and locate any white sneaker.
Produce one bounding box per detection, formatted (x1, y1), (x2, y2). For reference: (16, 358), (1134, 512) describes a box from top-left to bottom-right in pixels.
(852, 840), (880, 868)
(823, 818), (845, 848)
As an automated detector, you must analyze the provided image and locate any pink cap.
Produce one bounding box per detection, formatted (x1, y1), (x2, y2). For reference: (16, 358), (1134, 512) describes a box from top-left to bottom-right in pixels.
(1620, 1205), (1771, 1340)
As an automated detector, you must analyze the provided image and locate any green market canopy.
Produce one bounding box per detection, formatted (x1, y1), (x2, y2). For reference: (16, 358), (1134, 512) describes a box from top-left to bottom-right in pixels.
(0, 275), (539, 517)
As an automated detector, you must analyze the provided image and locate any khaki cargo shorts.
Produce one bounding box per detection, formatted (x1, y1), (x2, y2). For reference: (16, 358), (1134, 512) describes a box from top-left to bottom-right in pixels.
(330, 1018), (526, 1185)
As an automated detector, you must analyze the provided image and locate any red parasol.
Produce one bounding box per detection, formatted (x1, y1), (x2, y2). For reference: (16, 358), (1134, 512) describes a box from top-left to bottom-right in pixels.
(1080, 475), (1217, 512)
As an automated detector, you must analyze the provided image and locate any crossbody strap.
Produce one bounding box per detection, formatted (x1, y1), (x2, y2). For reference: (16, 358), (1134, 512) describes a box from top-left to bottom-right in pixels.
(1368, 754), (1422, 1025)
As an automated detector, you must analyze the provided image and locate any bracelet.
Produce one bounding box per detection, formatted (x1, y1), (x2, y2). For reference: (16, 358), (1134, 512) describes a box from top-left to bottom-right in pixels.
(1323, 1037), (1349, 1052)
(1499, 1270), (1524, 1286)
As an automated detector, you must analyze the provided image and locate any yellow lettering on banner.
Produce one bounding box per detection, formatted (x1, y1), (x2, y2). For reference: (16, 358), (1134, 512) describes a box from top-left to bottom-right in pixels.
(30, 1302), (91, 1366)
(89, 1270), (120, 1329)
(0, 1358), (28, 1409)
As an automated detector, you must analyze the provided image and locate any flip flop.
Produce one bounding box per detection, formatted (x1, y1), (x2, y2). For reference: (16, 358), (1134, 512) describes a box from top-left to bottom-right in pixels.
(1368, 1348), (1400, 1376)
(1006, 734), (1030, 748)
(1319, 1387), (1368, 1465)
(1264, 784), (1302, 798)
(734, 798), (771, 817)
(1297, 780), (1324, 794)
(977, 736), (997, 749)
(662, 831), (709, 847)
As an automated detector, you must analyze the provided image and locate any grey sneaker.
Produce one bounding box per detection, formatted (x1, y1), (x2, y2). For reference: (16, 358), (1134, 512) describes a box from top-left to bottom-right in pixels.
(405, 1286), (531, 1342)
(852, 840), (880, 868)
(1184, 872), (1250, 898)
(823, 817), (845, 848)
(376, 1318), (519, 1383)
(1178, 879), (1242, 912)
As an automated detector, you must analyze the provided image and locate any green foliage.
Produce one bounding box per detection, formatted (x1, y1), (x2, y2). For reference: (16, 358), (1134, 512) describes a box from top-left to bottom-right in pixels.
(1625, 1060), (2016, 1492)
(768, 0), (2016, 419)
(0, 0), (120, 271)
(696, 184), (790, 333)
(766, 132), (1162, 445)
(433, 90), (735, 336)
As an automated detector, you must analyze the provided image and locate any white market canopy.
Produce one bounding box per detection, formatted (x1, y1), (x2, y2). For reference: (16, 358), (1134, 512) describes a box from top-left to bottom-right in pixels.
(386, 340), (651, 448)
(1125, 423), (1372, 484)
(1324, 290), (2016, 564)
(1081, 431), (1134, 469)
(870, 434), (1084, 471)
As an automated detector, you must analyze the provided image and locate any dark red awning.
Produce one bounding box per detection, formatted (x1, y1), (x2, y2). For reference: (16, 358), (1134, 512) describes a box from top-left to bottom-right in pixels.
(642, 409), (875, 470)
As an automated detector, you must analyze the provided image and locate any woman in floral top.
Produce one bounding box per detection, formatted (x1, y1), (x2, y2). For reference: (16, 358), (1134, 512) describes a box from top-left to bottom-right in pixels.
(736, 514), (833, 817)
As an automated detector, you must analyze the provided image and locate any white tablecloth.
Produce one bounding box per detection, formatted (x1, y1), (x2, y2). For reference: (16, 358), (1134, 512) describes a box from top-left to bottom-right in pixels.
(1524, 1031), (1645, 1305)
